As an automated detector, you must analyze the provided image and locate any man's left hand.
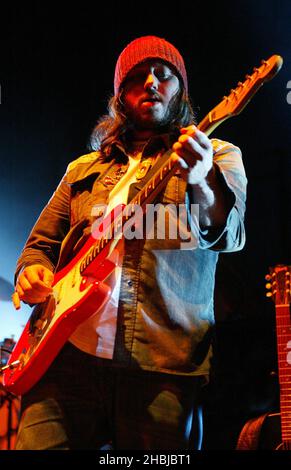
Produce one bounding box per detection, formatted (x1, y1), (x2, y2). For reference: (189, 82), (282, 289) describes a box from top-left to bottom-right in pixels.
(171, 125), (213, 185)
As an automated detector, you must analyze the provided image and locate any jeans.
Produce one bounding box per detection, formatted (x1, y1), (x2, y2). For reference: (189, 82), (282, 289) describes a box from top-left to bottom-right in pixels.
(16, 342), (204, 450)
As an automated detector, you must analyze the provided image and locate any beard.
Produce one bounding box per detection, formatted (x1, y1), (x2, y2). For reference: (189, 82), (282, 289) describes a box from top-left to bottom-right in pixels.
(125, 91), (181, 132)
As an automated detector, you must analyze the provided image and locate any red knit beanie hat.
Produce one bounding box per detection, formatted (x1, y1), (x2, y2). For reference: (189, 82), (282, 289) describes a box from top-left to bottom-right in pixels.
(114, 36), (188, 95)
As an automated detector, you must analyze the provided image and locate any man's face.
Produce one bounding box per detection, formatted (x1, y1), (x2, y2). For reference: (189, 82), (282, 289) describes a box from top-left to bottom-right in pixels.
(121, 60), (181, 132)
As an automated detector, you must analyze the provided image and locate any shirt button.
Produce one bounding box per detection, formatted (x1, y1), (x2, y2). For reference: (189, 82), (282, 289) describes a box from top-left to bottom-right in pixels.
(127, 280), (133, 287)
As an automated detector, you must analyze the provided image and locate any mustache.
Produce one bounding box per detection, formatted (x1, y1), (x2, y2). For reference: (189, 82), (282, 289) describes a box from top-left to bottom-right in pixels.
(139, 91), (161, 105)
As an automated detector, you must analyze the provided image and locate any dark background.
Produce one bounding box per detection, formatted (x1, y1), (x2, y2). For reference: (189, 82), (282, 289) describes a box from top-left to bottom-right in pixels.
(0, 0), (290, 449)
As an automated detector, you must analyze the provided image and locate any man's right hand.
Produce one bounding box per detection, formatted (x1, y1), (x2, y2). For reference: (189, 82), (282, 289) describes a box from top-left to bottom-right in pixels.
(13, 264), (54, 309)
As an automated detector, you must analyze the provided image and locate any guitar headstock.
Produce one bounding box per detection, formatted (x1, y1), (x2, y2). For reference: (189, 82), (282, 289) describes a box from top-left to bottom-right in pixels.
(265, 264), (291, 306)
(199, 54), (283, 135)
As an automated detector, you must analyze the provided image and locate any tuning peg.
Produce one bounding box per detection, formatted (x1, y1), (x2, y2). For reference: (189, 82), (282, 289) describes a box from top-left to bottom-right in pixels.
(265, 282), (272, 289)
(232, 89), (239, 96)
(265, 274), (271, 281)
(266, 291), (273, 298)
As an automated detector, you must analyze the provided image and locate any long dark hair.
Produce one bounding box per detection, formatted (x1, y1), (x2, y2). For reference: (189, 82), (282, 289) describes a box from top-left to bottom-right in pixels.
(89, 86), (196, 160)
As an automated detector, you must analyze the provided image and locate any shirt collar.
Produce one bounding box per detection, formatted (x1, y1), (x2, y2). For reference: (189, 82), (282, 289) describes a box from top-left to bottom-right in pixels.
(109, 131), (179, 161)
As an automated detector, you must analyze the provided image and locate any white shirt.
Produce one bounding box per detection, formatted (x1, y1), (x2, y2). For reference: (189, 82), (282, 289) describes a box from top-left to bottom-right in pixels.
(69, 153), (141, 358)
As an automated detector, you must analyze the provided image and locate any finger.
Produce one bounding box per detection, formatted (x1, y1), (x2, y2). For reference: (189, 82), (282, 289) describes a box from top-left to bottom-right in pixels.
(16, 281), (33, 302)
(173, 137), (204, 164)
(15, 283), (24, 297)
(180, 125), (197, 136)
(194, 131), (212, 149)
(18, 290), (49, 304)
(25, 295), (48, 304)
(16, 278), (48, 303)
(12, 291), (21, 310)
(172, 141), (183, 152)
(24, 269), (53, 293)
(40, 267), (54, 287)
(171, 152), (189, 169)
(179, 132), (211, 151)
(180, 123), (212, 149)
(25, 265), (53, 285)
(18, 273), (33, 292)
(173, 137), (202, 157)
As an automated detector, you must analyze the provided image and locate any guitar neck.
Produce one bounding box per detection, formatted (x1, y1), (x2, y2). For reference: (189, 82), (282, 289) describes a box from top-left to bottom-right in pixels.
(275, 304), (291, 442)
(127, 150), (179, 209)
(198, 111), (228, 136)
(268, 264), (291, 446)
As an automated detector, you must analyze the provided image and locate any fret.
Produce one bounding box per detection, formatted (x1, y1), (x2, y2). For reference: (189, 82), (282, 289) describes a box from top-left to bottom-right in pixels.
(92, 244), (100, 258)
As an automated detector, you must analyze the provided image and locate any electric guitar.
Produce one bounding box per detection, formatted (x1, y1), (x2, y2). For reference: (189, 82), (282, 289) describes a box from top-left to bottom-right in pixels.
(2, 55), (283, 395)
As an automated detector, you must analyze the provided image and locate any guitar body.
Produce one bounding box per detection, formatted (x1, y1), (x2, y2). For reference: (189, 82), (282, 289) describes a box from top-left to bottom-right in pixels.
(260, 413), (288, 450)
(2, 207), (124, 395)
(237, 412), (284, 450)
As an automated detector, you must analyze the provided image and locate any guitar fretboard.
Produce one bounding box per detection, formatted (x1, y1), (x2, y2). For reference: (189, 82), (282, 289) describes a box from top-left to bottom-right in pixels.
(269, 265), (291, 443)
(276, 304), (291, 441)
